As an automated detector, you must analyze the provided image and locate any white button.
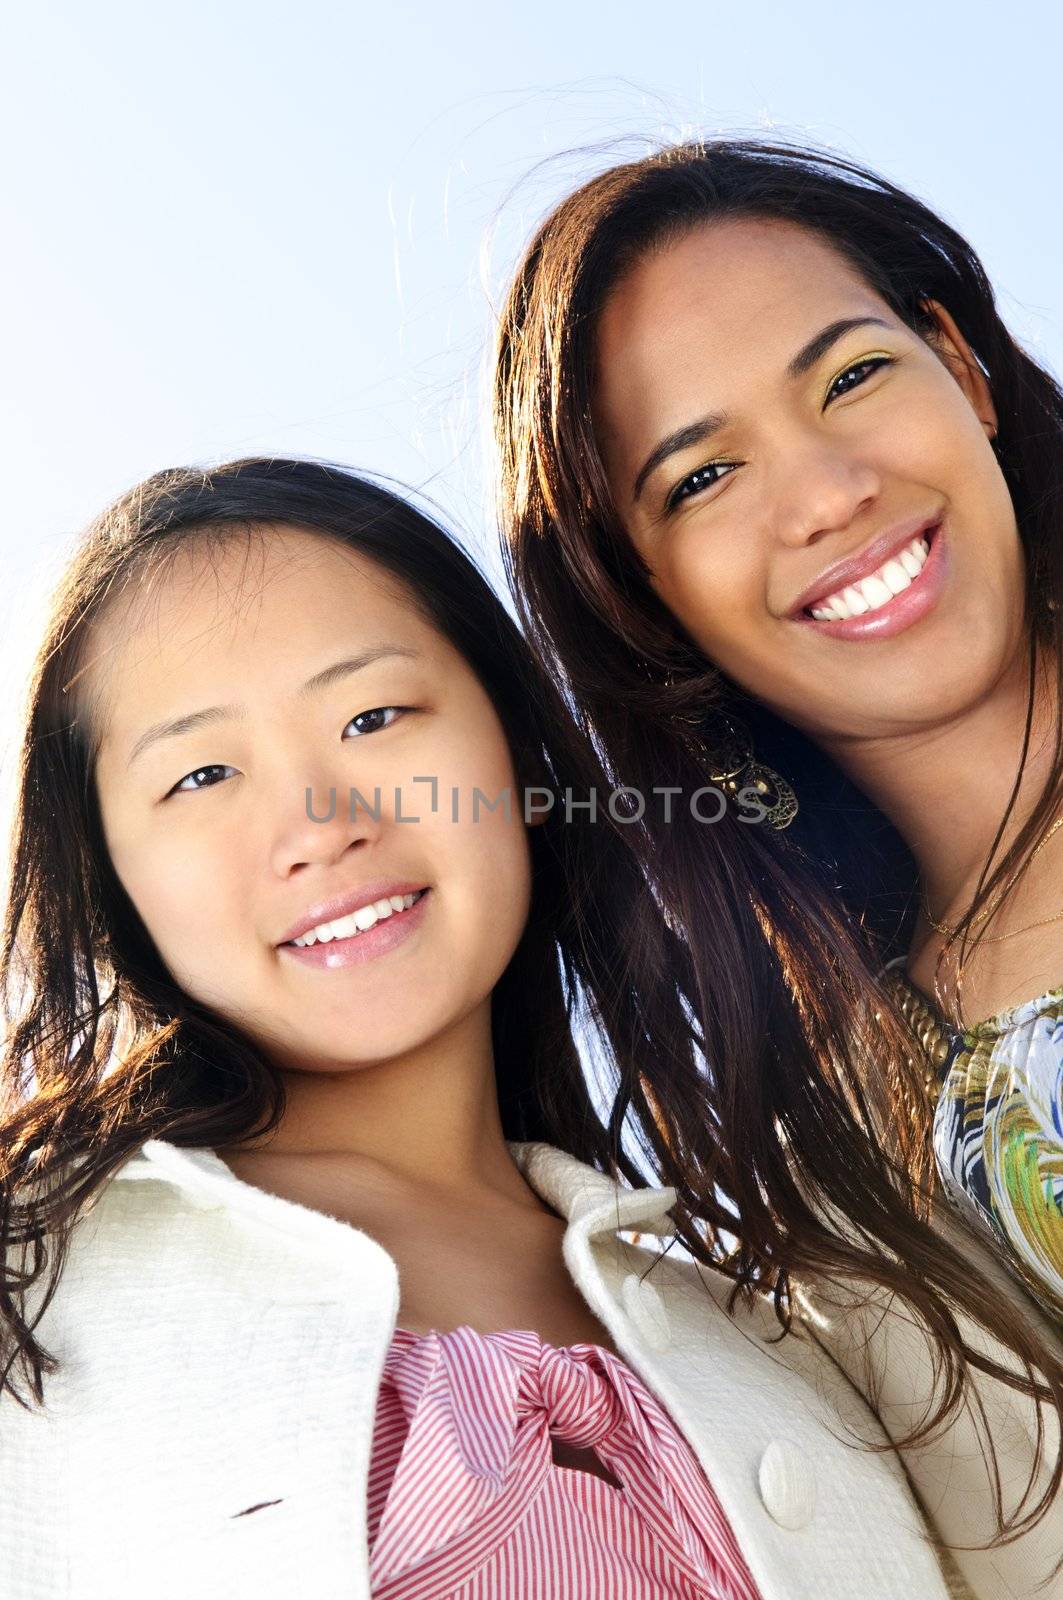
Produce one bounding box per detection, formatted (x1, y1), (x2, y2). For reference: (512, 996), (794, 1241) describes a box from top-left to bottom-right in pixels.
(621, 1272), (672, 1350)
(758, 1439), (816, 1530)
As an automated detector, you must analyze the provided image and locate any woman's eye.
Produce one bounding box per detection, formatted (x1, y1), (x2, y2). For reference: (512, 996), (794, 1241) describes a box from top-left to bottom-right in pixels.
(825, 354), (894, 404)
(344, 705), (407, 737)
(666, 460), (737, 512)
(168, 764), (234, 797)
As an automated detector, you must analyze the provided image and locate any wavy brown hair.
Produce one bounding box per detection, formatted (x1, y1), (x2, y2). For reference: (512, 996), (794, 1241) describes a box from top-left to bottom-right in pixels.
(493, 135), (1063, 1540)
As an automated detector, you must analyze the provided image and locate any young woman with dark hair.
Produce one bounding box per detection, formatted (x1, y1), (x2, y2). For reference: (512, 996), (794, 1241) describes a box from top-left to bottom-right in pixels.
(492, 134), (1063, 1576)
(5, 453), (1035, 1597)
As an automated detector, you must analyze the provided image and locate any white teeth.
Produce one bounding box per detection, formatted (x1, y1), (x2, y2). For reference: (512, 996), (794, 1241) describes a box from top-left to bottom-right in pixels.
(291, 891), (421, 946)
(880, 559), (912, 596)
(808, 535), (930, 622)
(857, 573), (892, 608)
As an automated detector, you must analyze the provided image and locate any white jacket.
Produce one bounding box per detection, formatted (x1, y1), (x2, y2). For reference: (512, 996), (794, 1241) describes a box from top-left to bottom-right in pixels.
(0, 1137), (1054, 1599)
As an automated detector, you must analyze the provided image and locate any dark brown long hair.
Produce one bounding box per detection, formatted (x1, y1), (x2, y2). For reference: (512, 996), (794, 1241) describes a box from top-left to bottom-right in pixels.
(493, 136), (1063, 1538)
(0, 456), (683, 1412)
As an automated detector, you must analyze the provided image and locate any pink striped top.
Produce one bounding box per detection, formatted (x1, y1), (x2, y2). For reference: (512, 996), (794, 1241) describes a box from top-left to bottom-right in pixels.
(366, 1324), (763, 1599)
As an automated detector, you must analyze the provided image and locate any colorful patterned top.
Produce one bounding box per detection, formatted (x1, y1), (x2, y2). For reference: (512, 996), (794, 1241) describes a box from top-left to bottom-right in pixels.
(883, 957), (1063, 1320)
(366, 1323), (763, 1600)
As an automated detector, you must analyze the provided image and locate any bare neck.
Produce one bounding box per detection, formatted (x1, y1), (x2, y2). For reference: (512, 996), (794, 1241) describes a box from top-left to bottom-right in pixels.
(216, 1000), (543, 1213)
(823, 640), (1058, 920)
(816, 639), (1063, 1022)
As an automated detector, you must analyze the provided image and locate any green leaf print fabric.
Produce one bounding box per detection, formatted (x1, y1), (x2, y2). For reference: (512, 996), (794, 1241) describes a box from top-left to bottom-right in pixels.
(931, 987), (1063, 1320)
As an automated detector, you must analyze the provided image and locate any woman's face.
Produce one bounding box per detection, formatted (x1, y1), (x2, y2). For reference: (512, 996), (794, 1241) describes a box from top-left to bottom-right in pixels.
(90, 525), (533, 1075)
(593, 217), (1025, 744)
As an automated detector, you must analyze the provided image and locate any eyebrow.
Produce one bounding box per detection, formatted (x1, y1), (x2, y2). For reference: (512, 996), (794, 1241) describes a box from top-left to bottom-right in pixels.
(630, 315), (894, 502)
(125, 644), (421, 769)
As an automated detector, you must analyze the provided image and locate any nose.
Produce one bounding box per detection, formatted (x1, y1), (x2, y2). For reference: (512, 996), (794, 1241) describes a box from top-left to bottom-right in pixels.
(770, 440), (881, 551)
(269, 758), (387, 876)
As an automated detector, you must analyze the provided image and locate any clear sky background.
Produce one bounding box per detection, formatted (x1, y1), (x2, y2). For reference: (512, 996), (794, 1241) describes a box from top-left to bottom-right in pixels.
(2, 0), (1061, 837)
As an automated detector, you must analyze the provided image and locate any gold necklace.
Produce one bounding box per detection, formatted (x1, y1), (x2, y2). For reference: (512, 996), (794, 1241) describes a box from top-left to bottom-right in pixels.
(879, 967), (953, 1103)
(921, 810), (1063, 944)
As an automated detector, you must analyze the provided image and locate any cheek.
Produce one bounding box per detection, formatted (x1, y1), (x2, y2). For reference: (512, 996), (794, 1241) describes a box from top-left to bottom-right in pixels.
(112, 825), (246, 986)
(881, 385), (969, 480)
(650, 517), (766, 662)
(412, 717), (533, 954)
(469, 818), (532, 955)
(884, 362), (997, 493)
(872, 373), (1019, 568)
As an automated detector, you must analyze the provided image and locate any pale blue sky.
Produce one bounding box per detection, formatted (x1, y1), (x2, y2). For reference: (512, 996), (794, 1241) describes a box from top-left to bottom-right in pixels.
(3, 0), (1062, 822)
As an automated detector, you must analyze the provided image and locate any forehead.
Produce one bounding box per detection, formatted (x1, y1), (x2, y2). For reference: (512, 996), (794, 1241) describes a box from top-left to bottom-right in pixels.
(82, 523), (439, 742)
(594, 217), (887, 433)
(105, 524), (427, 663)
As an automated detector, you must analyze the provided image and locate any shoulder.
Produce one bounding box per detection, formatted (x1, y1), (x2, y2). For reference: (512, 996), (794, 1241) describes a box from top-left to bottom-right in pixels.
(18, 1146), (399, 1356)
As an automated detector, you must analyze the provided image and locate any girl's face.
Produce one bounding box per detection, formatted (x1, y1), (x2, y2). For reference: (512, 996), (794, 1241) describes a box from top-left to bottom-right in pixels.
(593, 217), (1025, 744)
(90, 525), (533, 1075)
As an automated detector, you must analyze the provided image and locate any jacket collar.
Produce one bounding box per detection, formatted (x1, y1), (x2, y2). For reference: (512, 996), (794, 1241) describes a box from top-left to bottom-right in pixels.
(109, 1137), (678, 1240)
(512, 1142), (678, 1237)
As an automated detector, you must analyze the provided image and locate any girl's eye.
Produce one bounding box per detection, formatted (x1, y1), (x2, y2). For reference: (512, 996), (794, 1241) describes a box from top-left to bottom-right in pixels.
(165, 707), (409, 797)
(825, 354), (894, 404)
(666, 460), (738, 512)
(168, 764), (234, 797)
(344, 705), (407, 737)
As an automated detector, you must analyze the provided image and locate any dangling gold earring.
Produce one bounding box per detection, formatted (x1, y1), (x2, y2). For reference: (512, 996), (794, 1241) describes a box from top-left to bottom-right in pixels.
(702, 714), (799, 831)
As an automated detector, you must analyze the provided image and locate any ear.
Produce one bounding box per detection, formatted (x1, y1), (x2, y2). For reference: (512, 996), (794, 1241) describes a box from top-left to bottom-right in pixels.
(922, 298), (998, 441)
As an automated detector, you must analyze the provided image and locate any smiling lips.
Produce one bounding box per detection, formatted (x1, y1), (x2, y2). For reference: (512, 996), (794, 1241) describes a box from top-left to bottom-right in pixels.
(805, 532), (931, 621)
(792, 517), (946, 641)
(288, 890), (426, 948)
(278, 887), (432, 969)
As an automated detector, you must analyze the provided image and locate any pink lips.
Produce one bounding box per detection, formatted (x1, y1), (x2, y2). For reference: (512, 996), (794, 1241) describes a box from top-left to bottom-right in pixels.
(277, 887), (431, 969)
(795, 522), (947, 642)
(275, 878), (429, 947)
